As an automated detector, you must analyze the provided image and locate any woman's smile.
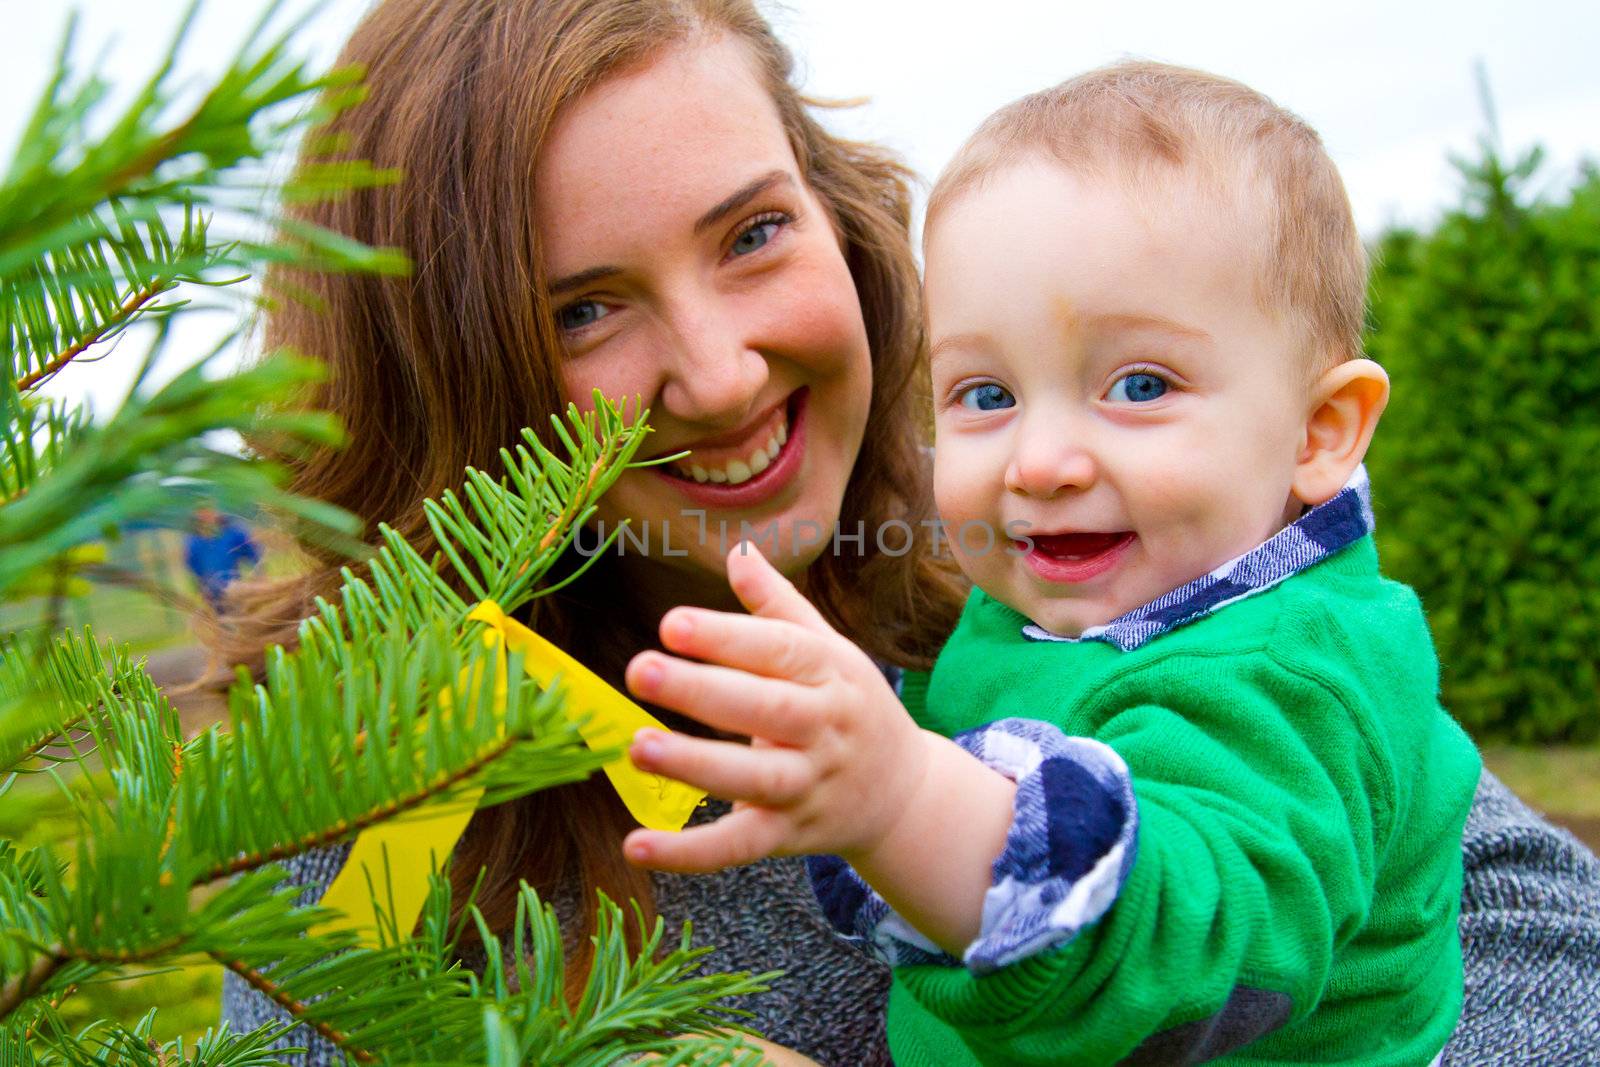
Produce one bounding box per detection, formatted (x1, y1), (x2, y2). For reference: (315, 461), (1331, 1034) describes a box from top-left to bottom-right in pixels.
(655, 387), (808, 507)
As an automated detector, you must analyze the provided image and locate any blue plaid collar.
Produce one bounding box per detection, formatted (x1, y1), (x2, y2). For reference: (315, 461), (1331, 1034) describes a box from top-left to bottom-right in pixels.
(1021, 465), (1375, 651)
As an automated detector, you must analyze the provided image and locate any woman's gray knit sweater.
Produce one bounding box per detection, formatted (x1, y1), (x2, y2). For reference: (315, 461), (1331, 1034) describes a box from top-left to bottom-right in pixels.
(223, 770), (1599, 1064)
(1445, 770), (1600, 1064)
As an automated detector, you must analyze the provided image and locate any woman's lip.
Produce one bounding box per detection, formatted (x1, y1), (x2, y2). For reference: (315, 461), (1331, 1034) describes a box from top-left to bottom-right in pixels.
(1020, 531), (1136, 584)
(652, 389), (807, 510)
(653, 395), (789, 461)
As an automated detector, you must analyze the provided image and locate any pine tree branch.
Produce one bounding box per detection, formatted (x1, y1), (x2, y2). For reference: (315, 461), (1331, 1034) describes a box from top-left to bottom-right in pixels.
(8, 718), (86, 768)
(15, 275), (171, 391)
(95, 117), (201, 216)
(0, 4), (772, 1060)
(210, 954), (374, 1065)
(156, 741), (185, 873)
(18, 982), (75, 1043)
(0, 346), (360, 599)
(536, 456), (609, 554)
(0, 953), (61, 1019)
(3, 630), (161, 775)
(2, 932), (202, 1023)
(194, 732), (520, 885)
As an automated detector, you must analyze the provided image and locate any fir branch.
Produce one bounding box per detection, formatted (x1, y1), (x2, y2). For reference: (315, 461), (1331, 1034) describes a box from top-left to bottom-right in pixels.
(0, 391), (85, 510)
(187, 871), (481, 1063)
(1, 2), (773, 1060)
(0, 954), (60, 1020)
(0, 628), (177, 782)
(210, 956), (372, 1065)
(168, 612), (599, 887)
(0, 635), (96, 773)
(468, 887), (775, 1066)
(194, 731), (521, 886)
(25, 1013), (301, 1067)
(0, 4), (403, 288)
(14, 274), (170, 392)
(393, 395), (662, 625)
(17, 982), (75, 1045)
(2, 200), (216, 391)
(4, 722), (86, 772)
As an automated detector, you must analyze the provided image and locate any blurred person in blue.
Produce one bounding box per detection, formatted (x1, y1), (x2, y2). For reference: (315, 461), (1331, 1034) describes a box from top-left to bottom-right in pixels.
(183, 506), (260, 612)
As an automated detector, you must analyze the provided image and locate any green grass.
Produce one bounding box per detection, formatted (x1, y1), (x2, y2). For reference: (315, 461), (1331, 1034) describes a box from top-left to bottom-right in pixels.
(1480, 744), (1600, 819)
(0, 530), (197, 656)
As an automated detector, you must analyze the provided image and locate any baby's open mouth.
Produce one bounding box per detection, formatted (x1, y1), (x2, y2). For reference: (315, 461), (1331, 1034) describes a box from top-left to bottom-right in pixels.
(1027, 531), (1136, 560)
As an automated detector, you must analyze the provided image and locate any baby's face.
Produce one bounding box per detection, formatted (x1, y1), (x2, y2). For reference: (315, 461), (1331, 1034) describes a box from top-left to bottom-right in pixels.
(925, 159), (1314, 636)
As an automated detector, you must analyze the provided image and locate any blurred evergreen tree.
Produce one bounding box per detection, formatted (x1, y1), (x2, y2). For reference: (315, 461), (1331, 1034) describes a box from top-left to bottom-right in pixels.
(1365, 102), (1600, 742)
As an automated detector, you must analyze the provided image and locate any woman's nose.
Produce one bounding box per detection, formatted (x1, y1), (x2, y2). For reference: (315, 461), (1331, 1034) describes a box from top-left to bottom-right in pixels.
(1004, 418), (1098, 498)
(658, 305), (769, 425)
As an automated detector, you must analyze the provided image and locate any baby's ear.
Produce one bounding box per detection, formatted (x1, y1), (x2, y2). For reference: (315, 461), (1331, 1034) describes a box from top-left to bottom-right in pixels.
(1292, 358), (1390, 507)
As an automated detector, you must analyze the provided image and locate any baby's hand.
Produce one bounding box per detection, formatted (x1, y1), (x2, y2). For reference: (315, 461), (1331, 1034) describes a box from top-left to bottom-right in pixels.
(622, 543), (933, 872)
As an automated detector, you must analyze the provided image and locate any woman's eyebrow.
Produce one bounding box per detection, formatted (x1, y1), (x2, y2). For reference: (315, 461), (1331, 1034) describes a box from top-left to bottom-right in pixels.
(694, 169), (793, 235)
(549, 264), (621, 297)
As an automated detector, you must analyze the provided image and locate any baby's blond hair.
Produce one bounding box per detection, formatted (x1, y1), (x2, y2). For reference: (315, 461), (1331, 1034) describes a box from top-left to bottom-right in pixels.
(927, 61), (1367, 370)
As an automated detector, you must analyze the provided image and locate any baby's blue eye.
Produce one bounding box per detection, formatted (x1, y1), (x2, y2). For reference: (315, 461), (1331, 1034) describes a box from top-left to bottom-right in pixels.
(558, 300), (608, 331)
(959, 383), (1015, 411)
(1108, 372), (1169, 403)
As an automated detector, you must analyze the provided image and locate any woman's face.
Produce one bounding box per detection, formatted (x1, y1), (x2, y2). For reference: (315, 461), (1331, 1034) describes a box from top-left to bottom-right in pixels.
(534, 37), (873, 611)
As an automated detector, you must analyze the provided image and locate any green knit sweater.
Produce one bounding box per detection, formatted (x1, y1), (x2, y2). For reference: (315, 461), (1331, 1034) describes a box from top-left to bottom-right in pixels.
(889, 536), (1481, 1066)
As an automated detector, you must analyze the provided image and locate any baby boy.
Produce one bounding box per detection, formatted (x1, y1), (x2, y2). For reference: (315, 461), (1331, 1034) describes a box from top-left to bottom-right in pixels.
(623, 61), (1481, 1065)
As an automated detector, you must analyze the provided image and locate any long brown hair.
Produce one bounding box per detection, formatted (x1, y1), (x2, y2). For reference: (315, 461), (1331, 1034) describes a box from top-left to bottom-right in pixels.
(216, 0), (965, 959)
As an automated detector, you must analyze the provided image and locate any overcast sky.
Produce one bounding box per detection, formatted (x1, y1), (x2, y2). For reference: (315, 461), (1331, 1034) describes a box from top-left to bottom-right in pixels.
(8, 0), (1599, 415)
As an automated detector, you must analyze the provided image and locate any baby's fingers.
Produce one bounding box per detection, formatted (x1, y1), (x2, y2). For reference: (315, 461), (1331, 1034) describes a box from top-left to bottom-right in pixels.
(627, 652), (817, 745)
(630, 729), (813, 806)
(725, 543), (832, 633)
(658, 608), (830, 685)
(623, 807), (790, 873)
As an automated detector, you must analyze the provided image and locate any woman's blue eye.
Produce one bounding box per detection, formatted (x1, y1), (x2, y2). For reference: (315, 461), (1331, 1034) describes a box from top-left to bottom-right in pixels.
(557, 300), (608, 331)
(959, 383), (1015, 411)
(1108, 372), (1169, 403)
(730, 220), (780, 257)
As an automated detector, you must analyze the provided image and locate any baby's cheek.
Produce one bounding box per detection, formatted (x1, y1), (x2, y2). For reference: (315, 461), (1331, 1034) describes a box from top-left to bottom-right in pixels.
(931, 451), (984, 530)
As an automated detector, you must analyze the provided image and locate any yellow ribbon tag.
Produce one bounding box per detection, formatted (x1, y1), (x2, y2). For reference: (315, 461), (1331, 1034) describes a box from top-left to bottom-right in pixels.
(312, 795), (480, 945)
(313, 652), (489, 943)
(466, 600), (705, 833)
(313, 599), (703, 945)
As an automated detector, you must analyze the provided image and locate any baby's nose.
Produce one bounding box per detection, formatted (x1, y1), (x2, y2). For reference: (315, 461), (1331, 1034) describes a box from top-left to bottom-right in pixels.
(1004, 437), (1098, 498)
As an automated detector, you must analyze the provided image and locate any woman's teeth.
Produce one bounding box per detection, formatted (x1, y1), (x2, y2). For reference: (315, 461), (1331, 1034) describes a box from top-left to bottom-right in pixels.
(676, 416), (789, 485)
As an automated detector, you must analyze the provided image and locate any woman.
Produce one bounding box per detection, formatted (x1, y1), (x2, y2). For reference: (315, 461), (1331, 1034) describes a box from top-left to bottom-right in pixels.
(220, 0), (1600, 1062)
(222, 1), (956, 1061)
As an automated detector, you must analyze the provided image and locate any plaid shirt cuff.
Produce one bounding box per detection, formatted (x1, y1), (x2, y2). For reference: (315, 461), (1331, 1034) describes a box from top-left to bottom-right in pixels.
(807, 718), (1138, 974)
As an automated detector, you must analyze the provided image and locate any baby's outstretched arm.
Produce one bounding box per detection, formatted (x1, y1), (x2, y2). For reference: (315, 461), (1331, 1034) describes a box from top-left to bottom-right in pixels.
(623, 543), (1015, 956)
